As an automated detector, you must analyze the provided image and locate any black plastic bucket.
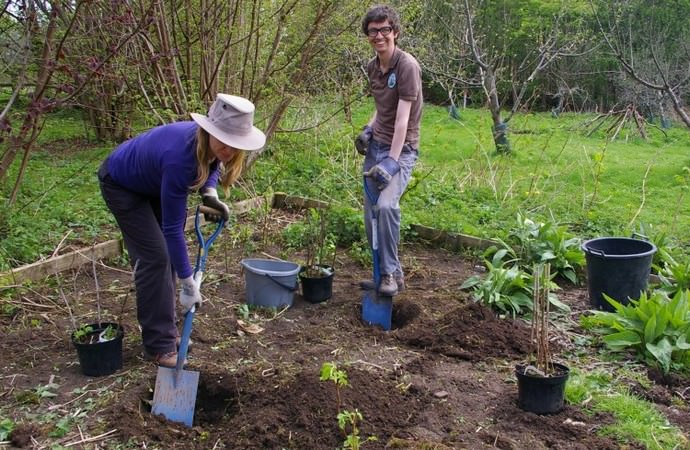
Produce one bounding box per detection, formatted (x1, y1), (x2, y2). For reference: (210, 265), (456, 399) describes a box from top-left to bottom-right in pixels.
(299, 265), (334, 303)
(516, 363), (569, 414)
(71, 322), (124, 377)
(581, 237), (657, 311)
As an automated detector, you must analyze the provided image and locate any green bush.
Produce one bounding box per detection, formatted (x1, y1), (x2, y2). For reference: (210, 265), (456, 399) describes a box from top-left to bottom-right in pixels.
(581, 290), (690, 374)
(327, 205), (364, 247)
(653, 249), (690, 298)
(508, 213), (585, 284)
(460, 250), (534, 317)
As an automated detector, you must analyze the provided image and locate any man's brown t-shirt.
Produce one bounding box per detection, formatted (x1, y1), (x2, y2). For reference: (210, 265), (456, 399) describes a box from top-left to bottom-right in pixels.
(366, 48), (423, 149)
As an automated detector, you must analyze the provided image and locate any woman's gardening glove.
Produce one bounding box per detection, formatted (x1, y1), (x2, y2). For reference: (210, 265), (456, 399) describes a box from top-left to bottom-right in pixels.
(364, 156), (400, 190)
(354, 125), (373, 155)
(179, 272), (202, 313)
(201, 187), (230, 223)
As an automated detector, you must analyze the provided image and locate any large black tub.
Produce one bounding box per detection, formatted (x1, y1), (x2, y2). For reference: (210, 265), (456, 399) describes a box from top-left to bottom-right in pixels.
(581, 237), (657, 311)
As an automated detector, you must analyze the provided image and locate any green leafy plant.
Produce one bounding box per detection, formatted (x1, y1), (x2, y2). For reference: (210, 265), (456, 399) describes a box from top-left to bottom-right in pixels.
(0, 417), (14, 441)
(462, 247), (569, 317)
(653, 248), (690, 298)
(338, 409), (374, 450)
(636, 223), (669, 268)
(100, 324), (118, 341)
(320, 362), (348, 413)
(71, 323), (119, 344)
(14, 381), (59, 405)
(72, 324), (94, 344)
(581, 290), (690, 374)
(294, 208), (336, 278)
(237, 303), (251, 320)
(508, 213), (585, 284)
(320, 362), (376, 449)
(327, 205), (365, 248)
(461, 250), (534, 317)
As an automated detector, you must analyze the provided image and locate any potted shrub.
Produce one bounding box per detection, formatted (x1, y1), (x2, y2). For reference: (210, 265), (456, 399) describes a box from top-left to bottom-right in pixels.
(515, 263), (570, 414)
(71, 321), (124, 377)
(63, 260), (130, 377)
(298, 208), (336, 303)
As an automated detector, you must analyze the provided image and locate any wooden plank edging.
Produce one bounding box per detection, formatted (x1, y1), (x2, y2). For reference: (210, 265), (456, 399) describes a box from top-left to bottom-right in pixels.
(1, 239), (124, 286)
(1, 196), (269, 285)
(1, 193), (493, 284)
(410, 224), (499, 251)
(272, 192), (329, 209)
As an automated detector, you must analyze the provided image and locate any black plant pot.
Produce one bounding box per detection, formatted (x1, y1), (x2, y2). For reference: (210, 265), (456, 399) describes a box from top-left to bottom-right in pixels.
(71, 322), (124, 377)
(299, 265), (334, 303)
(515, 362), (569, 414)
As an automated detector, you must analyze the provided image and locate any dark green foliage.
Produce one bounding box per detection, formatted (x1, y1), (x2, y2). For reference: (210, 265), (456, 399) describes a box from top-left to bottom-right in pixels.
(654, 249), (690, 298)
(327, 205), (364, 248)
(507, 213), (585, 284)
(581, 290), (690, 374)
(460, 250), (535, 317)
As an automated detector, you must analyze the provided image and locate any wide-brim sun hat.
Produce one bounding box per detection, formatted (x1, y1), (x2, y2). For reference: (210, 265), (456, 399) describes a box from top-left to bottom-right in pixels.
(191, 94), (266, 151)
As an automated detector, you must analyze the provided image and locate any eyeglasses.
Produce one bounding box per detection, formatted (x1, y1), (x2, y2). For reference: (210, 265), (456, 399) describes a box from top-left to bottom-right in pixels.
(366, 26), (393, 38)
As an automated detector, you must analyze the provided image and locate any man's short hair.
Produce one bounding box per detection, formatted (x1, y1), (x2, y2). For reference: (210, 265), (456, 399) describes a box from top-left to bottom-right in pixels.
(361, 4), (401, 36)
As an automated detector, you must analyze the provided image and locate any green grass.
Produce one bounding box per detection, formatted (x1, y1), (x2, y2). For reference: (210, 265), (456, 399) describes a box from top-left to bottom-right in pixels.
(255, 99), (690, 251)
(0, 135), (115, 269)
(405, 107), (690, 243)
(567, 367), (687, 449)
(1, 99), (689, 272)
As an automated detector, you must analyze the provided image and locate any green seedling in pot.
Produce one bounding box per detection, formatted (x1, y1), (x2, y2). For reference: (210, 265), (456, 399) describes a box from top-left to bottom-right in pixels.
(301, 208), (336, 278)
(72, 323), (118, 344)
(72, 324), (94, 344)
(99, 324), (119, 342)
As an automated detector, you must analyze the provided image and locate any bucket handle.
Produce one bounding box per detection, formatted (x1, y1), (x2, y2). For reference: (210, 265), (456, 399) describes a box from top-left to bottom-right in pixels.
(588, 247), (606, 257)
(265, 273), (299, 292)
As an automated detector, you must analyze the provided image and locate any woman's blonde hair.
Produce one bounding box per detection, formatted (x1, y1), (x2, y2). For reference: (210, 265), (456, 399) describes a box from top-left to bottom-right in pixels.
(191, 127), (246, 194)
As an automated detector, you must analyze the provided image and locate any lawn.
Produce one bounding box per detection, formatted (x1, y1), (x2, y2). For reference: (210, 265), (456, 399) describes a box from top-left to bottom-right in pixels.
(1, 100), (689, 271)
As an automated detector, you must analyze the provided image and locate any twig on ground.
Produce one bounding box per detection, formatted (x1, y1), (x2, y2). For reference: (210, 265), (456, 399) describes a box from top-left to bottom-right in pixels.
(48, 388), (101, 411)
(62, 429), (118, 447)
(51, 230), (73, 258)
(57, 276), (77, 331)
(3, 297), (57, 310)
(352, 359), (388, 372)
(265, 305), (290, 322)
(92, 252), (101, 324)
(259, 252), (284, 261)
(97, 259), (133, 275)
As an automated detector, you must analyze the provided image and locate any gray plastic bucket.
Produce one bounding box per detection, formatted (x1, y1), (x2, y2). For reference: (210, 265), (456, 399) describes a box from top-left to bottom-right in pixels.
(581, 237), (657, 311)
(240, 258), (300, 308)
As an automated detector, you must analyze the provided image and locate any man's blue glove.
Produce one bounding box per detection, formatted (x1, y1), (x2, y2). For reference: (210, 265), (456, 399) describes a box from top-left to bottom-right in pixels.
(201, 187), (230, 222)
(354, 125), (373, 155)
(364, 157), (400, 190)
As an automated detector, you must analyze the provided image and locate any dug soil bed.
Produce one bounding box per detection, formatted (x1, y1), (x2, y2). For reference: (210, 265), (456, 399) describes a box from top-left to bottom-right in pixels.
(1, 208), (688, 449)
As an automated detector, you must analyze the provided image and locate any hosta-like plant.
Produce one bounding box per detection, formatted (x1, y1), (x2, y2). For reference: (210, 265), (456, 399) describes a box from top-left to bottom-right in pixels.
(509, 213), (585, 284)
(462, 248), (570, 318)
(581, 290), (690, 374)
(461, 250), (534, 317)
(653, 249), (690, 298)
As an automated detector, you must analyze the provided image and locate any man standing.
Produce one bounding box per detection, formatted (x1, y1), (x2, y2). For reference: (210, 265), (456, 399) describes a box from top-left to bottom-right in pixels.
(356, 4), (422, 296)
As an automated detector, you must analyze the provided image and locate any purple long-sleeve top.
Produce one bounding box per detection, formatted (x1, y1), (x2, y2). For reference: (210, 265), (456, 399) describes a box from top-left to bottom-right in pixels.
(106, 121), (219, 279)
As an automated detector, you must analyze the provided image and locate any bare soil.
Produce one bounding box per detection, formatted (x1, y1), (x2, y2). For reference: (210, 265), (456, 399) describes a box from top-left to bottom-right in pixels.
(2, 207), (689, 449)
